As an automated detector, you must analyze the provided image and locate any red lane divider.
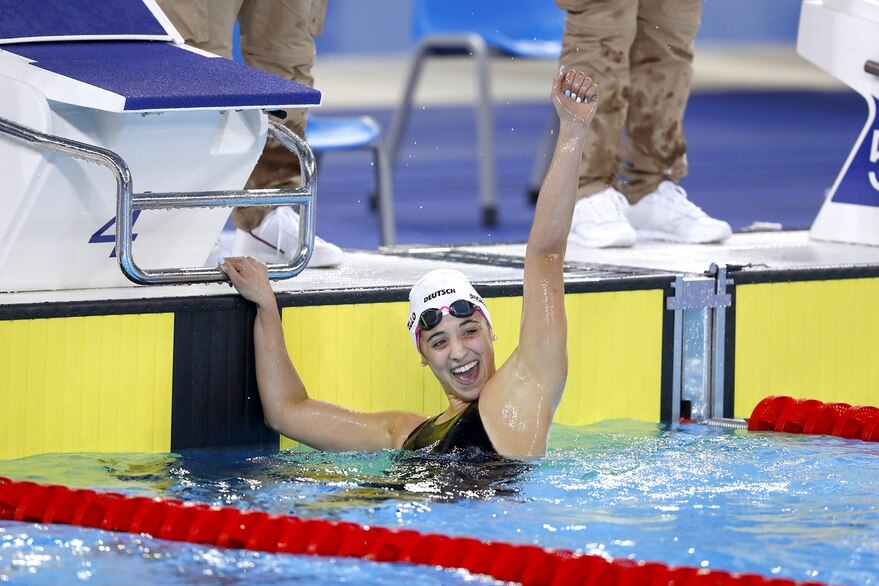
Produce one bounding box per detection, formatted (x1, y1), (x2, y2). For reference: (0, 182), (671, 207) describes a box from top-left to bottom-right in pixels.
(748, 395), (879, 442)
(0, 477), (825, 586)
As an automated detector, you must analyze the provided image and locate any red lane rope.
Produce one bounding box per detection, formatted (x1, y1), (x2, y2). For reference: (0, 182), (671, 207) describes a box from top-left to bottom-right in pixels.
(0, 477), (825, 586)
(748, 395), (879, 440)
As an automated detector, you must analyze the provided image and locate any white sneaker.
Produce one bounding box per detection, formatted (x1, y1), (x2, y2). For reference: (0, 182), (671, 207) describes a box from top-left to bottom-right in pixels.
(567, 187), (636, 248)
(627, 181), (732, 244)
(232, 206), (344, 268)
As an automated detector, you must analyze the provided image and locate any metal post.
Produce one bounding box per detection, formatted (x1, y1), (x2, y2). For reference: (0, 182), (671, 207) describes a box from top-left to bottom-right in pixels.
(666, 266), (733, 424)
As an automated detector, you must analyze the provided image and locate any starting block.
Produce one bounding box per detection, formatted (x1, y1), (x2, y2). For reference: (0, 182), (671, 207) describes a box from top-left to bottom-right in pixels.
(798, 0), (879, 246)
(0, 0), (322, 291)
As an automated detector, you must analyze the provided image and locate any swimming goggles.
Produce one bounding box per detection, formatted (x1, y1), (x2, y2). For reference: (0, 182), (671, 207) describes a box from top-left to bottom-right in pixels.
(418, 299), (478, 332)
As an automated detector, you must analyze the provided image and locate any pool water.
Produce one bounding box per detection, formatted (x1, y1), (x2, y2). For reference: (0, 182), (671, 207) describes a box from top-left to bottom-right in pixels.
(1, 421), (877, 585)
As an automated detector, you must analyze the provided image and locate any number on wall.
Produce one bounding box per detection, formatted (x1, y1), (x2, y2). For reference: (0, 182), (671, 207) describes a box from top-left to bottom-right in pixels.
(88, 211), (141, 257)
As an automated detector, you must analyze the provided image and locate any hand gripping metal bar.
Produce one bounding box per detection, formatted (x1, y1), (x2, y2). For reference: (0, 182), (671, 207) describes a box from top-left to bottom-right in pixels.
(0, 116), (316, 285)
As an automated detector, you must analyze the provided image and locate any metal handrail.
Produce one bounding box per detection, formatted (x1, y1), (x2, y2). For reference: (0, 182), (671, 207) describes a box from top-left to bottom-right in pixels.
(0, 116), (316, 285)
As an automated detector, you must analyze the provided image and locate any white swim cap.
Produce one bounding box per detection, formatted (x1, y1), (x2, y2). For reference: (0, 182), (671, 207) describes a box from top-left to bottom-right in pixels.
(407, 269), (492, 349)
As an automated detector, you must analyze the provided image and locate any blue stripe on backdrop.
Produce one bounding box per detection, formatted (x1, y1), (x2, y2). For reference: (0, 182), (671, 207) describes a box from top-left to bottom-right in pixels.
(311, 90), (866, 249)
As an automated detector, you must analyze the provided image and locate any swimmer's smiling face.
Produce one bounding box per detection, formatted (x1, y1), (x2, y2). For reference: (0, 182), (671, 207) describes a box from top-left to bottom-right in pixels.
(419, 311), (496, 403)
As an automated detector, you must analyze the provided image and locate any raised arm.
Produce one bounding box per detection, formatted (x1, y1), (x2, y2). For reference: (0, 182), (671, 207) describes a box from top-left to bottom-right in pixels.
(219, 257), (426, 451)
(518, 69), (598, 378)
(479, 69), (598, 457)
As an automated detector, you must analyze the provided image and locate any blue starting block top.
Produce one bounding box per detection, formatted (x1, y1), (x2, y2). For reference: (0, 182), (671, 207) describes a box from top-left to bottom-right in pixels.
(4, 41), (322, 111)
(0, 0), (171, 43)
(0, 0), (320, 112)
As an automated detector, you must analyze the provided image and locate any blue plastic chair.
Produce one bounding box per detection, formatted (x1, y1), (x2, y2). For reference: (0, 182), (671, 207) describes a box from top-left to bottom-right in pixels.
(306, 114), (396, 246)
(385, 0), (564, 225)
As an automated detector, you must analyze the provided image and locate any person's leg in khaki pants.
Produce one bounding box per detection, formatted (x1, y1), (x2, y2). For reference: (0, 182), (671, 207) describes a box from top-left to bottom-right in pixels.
(157, 0), (324, 230)
(622, 0), (701, 203)
(156, 0), (342, 265)
(557, 0), (638, 199)
(557, 0), (731, 247)
(235, 0), (325, 230)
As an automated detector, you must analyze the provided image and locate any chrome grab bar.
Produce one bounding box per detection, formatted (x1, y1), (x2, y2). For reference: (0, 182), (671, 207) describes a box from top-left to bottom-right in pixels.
(0, 116), (316, 285)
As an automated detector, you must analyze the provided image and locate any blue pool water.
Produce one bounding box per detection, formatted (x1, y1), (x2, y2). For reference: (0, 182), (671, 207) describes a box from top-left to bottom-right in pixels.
(1, 421), (878, 585)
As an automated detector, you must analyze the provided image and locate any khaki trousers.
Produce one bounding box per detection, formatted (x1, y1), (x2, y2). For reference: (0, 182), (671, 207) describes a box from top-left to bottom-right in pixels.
(156, 0), (326, 230)
(556, 0), (702, 202)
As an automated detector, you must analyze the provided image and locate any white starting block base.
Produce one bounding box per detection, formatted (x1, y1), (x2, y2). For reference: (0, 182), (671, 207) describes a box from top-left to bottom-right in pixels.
(798, 0), (879, 246)
(0, 0), (322, 291)
(0, 76), (264, 291)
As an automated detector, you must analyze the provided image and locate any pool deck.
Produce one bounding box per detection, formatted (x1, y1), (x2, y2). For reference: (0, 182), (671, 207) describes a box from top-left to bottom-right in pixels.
(2, 230), (879, 306)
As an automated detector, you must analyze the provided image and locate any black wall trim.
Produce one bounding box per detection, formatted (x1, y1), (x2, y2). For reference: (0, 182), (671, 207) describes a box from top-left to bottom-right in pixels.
(273, 274), (677, 309)
(731, 264), (879, 285)
(171, 306), (278, 450)
(723, 288), (737, 418)
(1, 273), (675, 320)
(0, 294), (252, 321)
(659, 282), (677, 425)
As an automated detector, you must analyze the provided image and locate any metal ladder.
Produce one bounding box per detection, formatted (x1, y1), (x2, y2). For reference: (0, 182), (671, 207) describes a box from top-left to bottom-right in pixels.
(0, 116), (316, 285)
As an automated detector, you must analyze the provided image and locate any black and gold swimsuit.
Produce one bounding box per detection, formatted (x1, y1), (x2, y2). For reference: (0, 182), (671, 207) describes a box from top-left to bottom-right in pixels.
(402, 402), (496, 454)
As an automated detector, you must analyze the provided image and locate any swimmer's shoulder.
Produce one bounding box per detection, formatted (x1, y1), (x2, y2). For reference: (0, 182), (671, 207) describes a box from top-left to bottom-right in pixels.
(391, 411), (432, 450)
(477, 358), (555, 458)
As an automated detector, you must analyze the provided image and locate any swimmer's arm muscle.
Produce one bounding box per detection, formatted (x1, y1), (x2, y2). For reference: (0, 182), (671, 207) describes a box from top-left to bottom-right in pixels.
(221, 256), (426, 451)
(252, 301), (427, 451)
(519, 69), (595, 388)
